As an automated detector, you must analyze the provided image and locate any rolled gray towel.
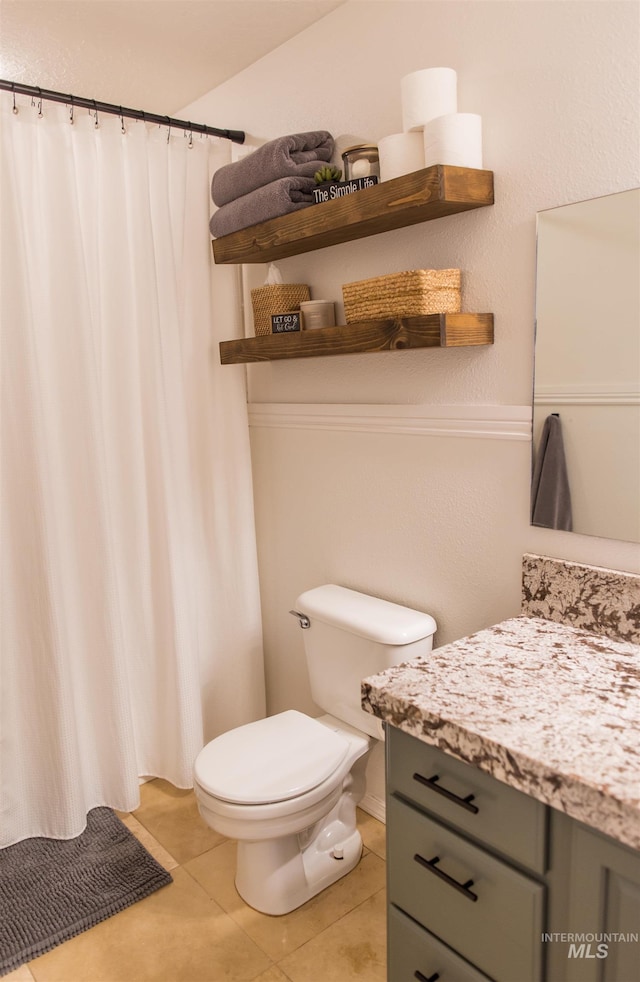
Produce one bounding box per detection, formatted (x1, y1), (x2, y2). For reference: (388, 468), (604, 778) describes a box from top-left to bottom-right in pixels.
(210, 176), (316, 238)
(211, 131), (334, 206)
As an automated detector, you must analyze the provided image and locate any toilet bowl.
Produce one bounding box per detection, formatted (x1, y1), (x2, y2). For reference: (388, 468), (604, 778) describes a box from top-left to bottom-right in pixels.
(194, 584), (437, 916)
(194, 710), (371, 915)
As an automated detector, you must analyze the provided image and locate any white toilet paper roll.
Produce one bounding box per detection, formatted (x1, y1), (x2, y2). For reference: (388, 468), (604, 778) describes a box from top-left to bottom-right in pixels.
(401, 68), (457, 132)
(378, 132), (425, 181)
(423, 113), (483, 169)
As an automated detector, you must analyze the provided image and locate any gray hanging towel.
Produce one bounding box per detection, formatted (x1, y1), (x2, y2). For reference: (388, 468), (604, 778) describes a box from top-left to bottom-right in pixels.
(531, 414), (573, 530)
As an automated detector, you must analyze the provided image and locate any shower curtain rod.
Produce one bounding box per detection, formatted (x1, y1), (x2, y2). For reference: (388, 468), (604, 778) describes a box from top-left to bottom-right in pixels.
(0, 79), (245, 144)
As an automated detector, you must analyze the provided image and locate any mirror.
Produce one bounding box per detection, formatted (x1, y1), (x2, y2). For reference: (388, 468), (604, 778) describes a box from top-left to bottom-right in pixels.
(532, 188), (640, 542)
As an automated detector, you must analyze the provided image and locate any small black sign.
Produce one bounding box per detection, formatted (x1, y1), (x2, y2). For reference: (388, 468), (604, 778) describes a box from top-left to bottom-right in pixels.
(312, 176), (379, 204)
(271, 312), (301, 333)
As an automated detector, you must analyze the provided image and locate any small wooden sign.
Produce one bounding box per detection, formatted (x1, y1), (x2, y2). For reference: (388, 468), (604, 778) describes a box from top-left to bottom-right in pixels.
(271, 312), (301, 334)
(312, 176), (379, 204)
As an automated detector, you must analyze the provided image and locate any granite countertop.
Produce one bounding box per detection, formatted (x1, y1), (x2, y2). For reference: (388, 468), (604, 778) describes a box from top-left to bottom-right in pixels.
(362, 614), (640, 851)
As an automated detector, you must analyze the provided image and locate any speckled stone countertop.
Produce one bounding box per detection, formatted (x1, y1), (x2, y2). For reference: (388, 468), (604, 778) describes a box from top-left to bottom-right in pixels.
(362, 614), (640, 851)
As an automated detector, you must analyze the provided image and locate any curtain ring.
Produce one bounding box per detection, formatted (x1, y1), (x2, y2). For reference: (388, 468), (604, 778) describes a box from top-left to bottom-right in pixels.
(69, 96), (74, 125)
(166, 116), (171, 144)
(11, 84), (18, 115)
(93, 99), (99, 128)
(187, 124), (193, 149)
(119, 107), (126, 134)
(37, 87), (43, 118)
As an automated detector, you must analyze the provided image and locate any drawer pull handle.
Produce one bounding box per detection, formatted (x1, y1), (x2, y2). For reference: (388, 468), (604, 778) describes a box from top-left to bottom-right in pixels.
(414, 972), (440, 982)
(414, 853), (479, 902)
(413, 772), (479, 814)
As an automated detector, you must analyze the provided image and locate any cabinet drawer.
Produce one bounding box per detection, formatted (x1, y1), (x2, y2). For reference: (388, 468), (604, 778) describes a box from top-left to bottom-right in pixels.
(388, 725), (547, 873)
(389, 905), (492, 982)
(388, 795), (544, 982)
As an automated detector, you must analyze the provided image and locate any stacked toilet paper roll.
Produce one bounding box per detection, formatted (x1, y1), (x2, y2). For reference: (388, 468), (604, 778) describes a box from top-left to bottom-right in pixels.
(401, 67), (458, 132)
(377, 67), (484, 181)
(378, 132), (425, 182)
(423, 112), (483, 169)
(394, 67), (483, 173)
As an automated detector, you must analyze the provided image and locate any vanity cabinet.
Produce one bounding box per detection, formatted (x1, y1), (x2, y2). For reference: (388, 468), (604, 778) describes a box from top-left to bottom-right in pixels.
(386, 725), (640, 982)
(387, 725), (547, 982)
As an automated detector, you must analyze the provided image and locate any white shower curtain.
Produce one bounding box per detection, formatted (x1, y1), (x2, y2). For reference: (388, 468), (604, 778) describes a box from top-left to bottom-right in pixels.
(0, 94), (265, 847)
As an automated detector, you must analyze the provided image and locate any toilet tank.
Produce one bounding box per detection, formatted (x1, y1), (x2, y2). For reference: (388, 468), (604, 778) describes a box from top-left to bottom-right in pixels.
(295, 585), (437, 739)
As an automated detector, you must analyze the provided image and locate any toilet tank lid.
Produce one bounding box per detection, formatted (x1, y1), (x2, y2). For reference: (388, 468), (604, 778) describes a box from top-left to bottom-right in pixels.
(295, 585), (437, 645)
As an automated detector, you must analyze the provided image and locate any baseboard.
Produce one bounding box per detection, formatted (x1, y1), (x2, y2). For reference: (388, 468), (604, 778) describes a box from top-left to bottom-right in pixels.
(359, 791), (386, 824)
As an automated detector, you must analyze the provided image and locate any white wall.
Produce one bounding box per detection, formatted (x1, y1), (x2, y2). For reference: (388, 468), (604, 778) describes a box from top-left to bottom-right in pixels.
(183, 1), (640, 816)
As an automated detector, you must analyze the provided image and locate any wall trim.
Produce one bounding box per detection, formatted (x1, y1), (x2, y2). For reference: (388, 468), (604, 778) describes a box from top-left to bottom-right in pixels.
(535, 383), (640, 406)
(248, 403), (532, 441)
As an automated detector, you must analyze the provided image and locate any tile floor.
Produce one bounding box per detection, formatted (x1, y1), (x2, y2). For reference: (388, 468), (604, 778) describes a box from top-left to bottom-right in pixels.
(7, 780), (388, 982)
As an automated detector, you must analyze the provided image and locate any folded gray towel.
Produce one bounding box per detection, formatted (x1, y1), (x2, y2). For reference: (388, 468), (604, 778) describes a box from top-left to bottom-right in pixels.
(211, 131), (334, 206)
(531, 414), (573, 531)
(210, 176), (316, 238)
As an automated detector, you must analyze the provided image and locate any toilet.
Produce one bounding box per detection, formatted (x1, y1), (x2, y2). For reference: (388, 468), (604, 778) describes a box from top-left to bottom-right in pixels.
(193, 584), (437, 915)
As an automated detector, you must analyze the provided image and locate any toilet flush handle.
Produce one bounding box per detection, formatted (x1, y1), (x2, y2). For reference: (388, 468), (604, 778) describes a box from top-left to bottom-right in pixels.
(289, 609), (310, 629)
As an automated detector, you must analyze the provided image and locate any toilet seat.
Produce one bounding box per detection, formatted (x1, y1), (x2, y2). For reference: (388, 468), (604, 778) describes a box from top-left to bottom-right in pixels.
(194, 710), (350, 805)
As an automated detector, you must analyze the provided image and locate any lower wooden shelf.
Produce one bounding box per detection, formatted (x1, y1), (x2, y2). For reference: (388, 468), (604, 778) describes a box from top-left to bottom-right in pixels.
(219, 313), (494, 364)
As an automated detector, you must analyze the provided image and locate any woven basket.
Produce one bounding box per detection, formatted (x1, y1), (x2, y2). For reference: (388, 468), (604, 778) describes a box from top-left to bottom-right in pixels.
(251, 284), (310, 336)
(342, 269), (461, 324)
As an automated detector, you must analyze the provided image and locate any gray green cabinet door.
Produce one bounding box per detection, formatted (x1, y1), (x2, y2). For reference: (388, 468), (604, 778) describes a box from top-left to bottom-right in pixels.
(387, 795), (544, 982)
(388, 905), (492, 981)
(560, 823), (640, 982)
(387, 724), (547, 873)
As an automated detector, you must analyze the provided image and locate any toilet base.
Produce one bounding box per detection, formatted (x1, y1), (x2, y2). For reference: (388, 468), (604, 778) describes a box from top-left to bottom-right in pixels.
(235, 824), (363, 916)
(234, 750), (368, 915)
(196, 719), (372, 916)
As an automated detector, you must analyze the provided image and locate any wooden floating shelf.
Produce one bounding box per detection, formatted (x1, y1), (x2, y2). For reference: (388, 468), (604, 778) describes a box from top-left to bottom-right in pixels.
(219, 313), (494, 365)
(212, 165), (494, 265)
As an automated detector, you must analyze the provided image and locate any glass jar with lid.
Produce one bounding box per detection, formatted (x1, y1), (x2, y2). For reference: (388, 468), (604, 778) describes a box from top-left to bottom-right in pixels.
(341, 145), (380, 181)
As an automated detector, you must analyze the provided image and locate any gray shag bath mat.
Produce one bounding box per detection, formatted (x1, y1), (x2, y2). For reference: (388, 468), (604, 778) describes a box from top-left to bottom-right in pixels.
(0, 806), (173, 976)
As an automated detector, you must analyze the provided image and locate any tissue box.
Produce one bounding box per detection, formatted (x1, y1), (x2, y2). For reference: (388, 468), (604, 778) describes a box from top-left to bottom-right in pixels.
(251, 284), (310, 336)
(342, 269), (461, 324)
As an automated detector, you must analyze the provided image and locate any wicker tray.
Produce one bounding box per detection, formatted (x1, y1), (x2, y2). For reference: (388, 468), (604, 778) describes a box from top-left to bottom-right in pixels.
(342, 269), (461, 324)
(251, 283), (310, 336)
